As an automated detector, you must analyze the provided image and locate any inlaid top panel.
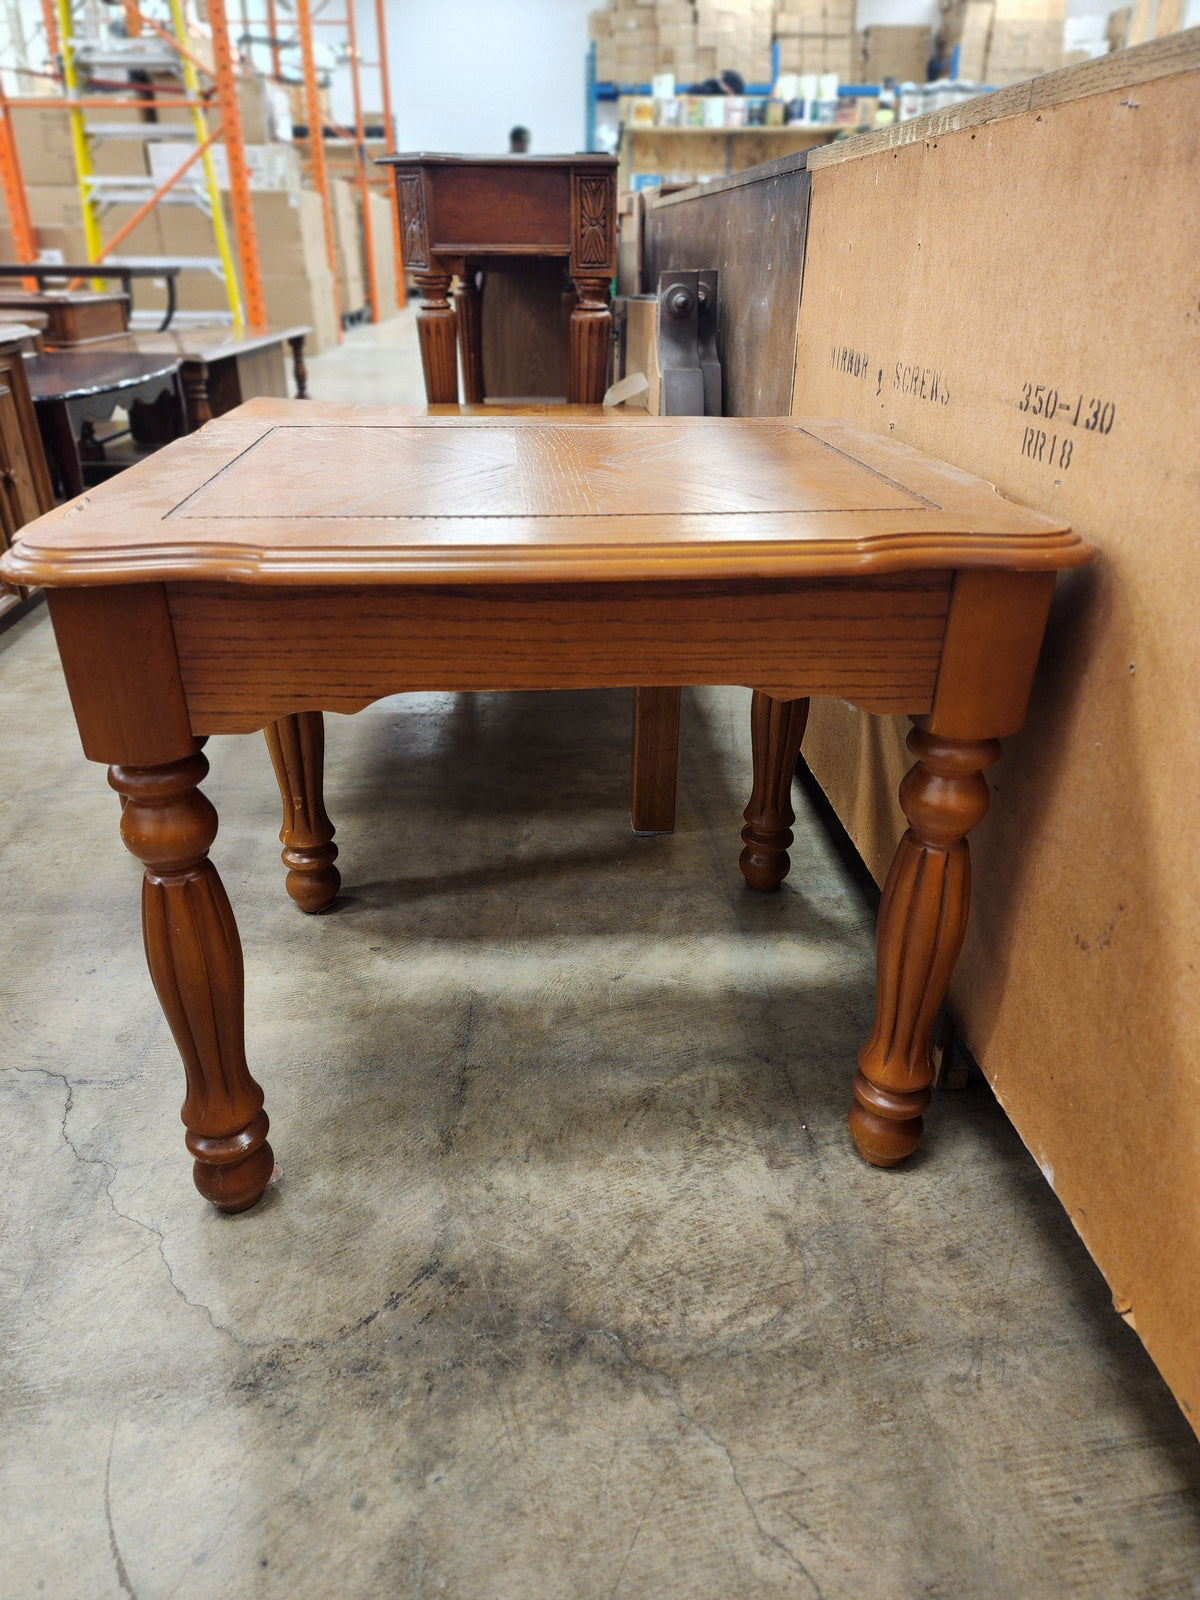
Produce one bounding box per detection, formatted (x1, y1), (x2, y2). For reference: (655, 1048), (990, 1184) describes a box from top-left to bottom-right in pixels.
(172, 422), (930, 521)
(0, 403), (1088, 588)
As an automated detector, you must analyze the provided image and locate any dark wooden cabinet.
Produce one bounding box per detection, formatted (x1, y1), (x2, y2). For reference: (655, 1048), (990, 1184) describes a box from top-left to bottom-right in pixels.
(381, 154), (618, 406)
(0, 333), (55, 629)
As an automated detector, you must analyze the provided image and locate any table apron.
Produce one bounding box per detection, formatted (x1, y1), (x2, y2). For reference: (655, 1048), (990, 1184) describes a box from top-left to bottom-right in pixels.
(166, 576), (952, 734)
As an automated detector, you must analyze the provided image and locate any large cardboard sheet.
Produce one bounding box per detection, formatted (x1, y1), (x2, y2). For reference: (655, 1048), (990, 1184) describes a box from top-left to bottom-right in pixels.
(792, 61), (1200, 1424)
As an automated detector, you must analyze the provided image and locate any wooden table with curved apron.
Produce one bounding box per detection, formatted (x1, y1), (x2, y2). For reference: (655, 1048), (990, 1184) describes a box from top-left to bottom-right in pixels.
(0, 400), (1092, 1213)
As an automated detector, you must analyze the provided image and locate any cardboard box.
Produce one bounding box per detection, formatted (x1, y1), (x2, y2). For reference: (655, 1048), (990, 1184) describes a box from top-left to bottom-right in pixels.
(796, 52), (1200, 1433)
(9, 106), (82, 187)
(1106, 6), (1132, 49)
(352, 189), (398, 320)
(776, 33), (855, 77)
(774, 1), (855, 36)
(252, 189), (331, 279)
(261, 269), (339, 352)
(24, 185), (166, 260)
(938, 0), (995, 78)
(283, 81), (335, 130)
(858, 25), (933, 83)
(985, 17), (1064, 81)
(146, 140), (302, 195)
(330, 177), (365, 315)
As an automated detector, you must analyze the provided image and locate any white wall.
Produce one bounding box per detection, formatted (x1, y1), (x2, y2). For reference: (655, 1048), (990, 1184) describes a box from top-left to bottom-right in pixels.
(341, 0), (598, 156)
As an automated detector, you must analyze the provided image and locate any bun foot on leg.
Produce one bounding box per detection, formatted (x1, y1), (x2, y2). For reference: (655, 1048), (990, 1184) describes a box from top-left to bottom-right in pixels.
(739, 691), (810, 892)
(265, 713), (340, 913)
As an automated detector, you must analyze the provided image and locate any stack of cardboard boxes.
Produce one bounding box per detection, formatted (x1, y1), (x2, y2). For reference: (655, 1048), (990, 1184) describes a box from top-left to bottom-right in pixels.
(695, 0), (775, 85)
(592, 2), (671, 85)
(937, 0), (1065, 83)
(330, 177), (366, 320)
(773, 0), (856, 80)
(855, 25), (933, 84)
(589, 0), (1063, 90)
(0, 68), (395, 350)
(937, 0), (995, 78)
(591, 0), (773, 86)
(982, 0), (1067, 82)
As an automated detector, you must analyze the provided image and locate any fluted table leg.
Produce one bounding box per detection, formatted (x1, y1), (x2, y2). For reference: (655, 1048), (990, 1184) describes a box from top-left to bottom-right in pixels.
(850, 725), (1001, 1167)
(264, 713), (340, 913)
(739, 691), (810, 891)
(415, 271), (459, 403)
(567, 274), (613, 403)
(109, 750), (275, 1213)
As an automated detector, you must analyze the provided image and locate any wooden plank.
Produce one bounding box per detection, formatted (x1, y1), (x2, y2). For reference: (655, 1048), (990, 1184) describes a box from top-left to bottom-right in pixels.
(630, 685), (681, 833)
(167, 577), (953, 732)
(479, 259), (569, 401)
(792, 61), (1200, 1427)
(644, 153), (811, 417)
(807, 26), (1200, 170)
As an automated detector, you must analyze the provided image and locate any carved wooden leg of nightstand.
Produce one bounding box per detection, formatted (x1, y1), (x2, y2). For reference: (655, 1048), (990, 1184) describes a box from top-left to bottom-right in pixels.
(455, 275), (484, 404)
(288, 334), (309, 399)
(567, 275), (613, 403)
(180, 361), (212, 430)
(109, 750), (275, 1213)
(739, 691), (810, 891)
(264, 713), (340, 913)
(415, 272), (459, 402)
(630, 686), (680, 834)
(850, 726), (1001, 1167)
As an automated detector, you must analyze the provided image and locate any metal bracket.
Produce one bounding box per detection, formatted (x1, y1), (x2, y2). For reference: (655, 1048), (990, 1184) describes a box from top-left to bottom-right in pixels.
(655, 270), (721, 416)
(657, 271), (704, 416)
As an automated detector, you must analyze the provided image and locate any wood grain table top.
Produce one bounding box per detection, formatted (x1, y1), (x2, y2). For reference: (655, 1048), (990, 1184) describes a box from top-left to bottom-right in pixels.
(0, 399), (1089, 589)
(25, 350), (182, 403)
(110, 323), (311, 362)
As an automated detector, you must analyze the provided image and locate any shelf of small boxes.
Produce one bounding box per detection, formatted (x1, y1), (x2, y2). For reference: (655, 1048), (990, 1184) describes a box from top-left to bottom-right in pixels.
(617, 73), (982, 189)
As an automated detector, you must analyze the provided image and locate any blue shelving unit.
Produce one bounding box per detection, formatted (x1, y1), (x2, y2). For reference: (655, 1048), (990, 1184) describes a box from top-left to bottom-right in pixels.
(585, 41), (885, 152)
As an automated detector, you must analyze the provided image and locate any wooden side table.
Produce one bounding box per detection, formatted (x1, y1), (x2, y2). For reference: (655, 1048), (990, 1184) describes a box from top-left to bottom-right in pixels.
(0, 330), (55, 633)
(26, 351), (185, 499)
(381, 154), (618, 406)
(0, 404), (1091, 1213)
(116, 325), (311, 433)
(0, 288), (130, 347)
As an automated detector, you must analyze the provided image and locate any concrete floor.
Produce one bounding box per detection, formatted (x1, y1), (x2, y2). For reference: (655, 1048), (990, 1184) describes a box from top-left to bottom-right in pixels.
(3, 315), (1200, 1599)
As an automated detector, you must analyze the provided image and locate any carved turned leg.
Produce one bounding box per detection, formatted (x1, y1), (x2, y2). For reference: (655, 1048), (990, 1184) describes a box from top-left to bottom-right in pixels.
(739, 691), (810, 891)
(180, 360), (213, 431)
(288, 334), (309, 400)
(455, 275), (484, 405)
(567, 274), (613, 403)
(263, 712), (340, 913)
(415, 271), (459, 403)
(850, 726), (1001, 1167)
(109, 751), (275, 1212)
(630, 686), (680, 834)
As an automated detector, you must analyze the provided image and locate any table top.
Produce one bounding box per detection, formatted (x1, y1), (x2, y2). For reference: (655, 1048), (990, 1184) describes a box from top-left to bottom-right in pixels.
(379, 153), (617, 169)
(114, 324), (311, 362)
(0, 321), (46, 346)
(0, 288), (128, 310)
(0, 399), (1088, 590)
(0, 262), (180, 281)
(25, 350), (182, 404)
